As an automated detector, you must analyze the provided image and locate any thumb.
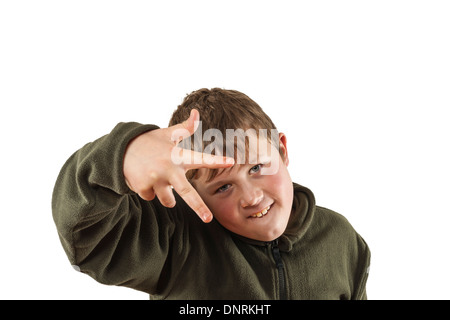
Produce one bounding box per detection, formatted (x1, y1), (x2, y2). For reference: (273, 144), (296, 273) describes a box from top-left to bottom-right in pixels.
(170, 109), (200, 144)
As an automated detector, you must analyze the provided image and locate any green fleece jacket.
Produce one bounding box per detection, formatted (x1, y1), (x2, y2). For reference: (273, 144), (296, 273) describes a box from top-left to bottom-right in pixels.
(52, 122), (370, 300)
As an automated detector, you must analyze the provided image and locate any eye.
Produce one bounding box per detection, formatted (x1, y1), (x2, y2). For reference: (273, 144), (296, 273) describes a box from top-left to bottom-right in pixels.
(216, 184), (231, 194)
(249, 164), (262, 174)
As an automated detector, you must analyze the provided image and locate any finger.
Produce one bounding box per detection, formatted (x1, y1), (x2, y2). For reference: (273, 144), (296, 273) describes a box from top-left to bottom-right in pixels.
(169, 109), (200, 144)
(126, 177), (156, 201)
(138, 188), (156, 201)
(154, 183), (176, 208)
(128, 171), (158, 200)
(184, 150), (235, 170)
(170, 177), (213, 223)
(171, 147), (234, 169)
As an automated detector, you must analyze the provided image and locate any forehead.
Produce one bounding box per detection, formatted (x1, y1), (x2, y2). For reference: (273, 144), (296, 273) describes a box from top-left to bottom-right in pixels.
(184, 127), (280, 183)
(223, 129), (278, 163)
(195, 163), (244, 185)
(197, 137), (280, 183)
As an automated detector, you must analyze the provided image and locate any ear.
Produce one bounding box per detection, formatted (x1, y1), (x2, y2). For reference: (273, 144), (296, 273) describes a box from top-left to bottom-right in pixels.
(278, 132), (289, 167)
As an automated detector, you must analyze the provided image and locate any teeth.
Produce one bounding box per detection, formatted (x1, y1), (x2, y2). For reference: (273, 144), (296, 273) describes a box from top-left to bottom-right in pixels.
(251, 205), (271, 218)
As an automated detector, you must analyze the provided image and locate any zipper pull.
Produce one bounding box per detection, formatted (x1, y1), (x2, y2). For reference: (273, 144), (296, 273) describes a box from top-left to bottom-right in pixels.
(272, 240), (283, 268)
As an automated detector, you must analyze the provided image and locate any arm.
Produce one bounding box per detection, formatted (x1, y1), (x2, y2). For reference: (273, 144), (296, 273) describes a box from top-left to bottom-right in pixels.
(52, 111), (233, 294)
(52, 122), (177, 293)
(352, 234), (371, 300)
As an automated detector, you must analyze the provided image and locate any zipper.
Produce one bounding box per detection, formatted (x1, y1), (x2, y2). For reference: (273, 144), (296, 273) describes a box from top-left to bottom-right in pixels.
(271, 239), (287, 300)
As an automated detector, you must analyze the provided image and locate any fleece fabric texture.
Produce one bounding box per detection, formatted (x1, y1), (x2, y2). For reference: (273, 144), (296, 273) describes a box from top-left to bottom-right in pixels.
(52, 122), (371, 300)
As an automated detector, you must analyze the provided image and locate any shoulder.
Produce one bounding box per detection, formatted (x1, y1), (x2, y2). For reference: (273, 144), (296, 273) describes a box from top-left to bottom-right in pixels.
(297, 196), (370, 299)
(309, 206), (369, 253)
(313, 206), (355, 234)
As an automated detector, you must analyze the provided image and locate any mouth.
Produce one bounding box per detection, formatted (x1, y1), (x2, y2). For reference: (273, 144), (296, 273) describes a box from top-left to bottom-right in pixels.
(248, 205), (272, 219)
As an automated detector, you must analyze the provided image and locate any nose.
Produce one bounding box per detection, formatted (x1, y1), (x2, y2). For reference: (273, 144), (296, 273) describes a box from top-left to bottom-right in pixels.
(240, 186), (264, 208)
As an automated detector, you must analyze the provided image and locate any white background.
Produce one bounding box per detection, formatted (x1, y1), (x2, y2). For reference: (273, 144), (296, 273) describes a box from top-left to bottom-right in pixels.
(1, 0), (449, 300)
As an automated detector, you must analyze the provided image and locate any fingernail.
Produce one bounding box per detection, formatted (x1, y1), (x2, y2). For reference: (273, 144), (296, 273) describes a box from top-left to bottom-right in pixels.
(225, 158), (234, 164)
(203, 213), (212, 223)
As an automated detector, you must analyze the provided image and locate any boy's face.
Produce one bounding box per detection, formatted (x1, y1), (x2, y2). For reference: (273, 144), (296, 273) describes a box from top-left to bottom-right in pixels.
(193, 133), (293, 242)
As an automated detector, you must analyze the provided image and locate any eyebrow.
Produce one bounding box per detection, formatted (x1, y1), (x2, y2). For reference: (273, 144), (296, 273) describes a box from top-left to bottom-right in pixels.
(205, 167), (234, 189)
(204, 163), (252, 190)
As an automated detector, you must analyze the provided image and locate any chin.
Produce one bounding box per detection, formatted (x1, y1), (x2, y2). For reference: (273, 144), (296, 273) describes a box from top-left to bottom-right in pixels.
(248, 222), (287, 242)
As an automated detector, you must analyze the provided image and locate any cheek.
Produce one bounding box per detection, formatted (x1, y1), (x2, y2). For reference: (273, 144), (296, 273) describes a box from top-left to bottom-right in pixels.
(205, 197), (237, 223)
(266, 172), (284, 188)
(263, 165), (293, 210)
(266, 165), (291, 191)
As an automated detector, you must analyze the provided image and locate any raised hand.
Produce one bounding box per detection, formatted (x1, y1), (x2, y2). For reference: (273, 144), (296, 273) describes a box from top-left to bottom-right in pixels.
(123, 109), (234, 223)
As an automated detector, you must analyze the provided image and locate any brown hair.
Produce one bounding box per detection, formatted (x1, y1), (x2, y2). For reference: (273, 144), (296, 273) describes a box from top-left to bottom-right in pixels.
(169, 88), (279, 181)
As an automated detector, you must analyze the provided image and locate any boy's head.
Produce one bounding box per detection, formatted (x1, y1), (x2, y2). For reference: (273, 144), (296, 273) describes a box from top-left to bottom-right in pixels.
(169, 88), (294, 241)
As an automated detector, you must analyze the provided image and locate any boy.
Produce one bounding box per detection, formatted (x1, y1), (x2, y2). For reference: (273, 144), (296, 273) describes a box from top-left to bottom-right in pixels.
(52, 88), (370, 299)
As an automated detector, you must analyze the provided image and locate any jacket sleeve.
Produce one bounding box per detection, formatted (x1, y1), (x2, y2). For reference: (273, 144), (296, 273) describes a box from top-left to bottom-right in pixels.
(52, 122), (188, 294)
(352, 233), (371, 300)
